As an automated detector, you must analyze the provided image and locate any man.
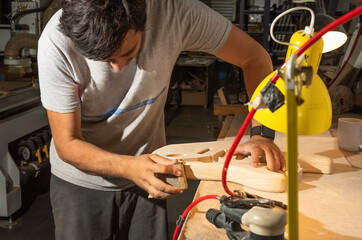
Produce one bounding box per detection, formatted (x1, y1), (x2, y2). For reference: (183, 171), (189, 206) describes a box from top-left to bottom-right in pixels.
(38, 0), (285, 239)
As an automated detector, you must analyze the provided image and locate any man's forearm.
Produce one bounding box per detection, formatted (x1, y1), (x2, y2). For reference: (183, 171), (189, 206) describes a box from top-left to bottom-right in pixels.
(56, 138), (130, 178)
(242, 48), (272, 129)
(240, 52), (273, 98)
(215, 25), (273, 97)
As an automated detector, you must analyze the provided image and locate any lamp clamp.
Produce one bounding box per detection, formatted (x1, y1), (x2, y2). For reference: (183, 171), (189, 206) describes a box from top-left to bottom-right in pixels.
(283, 54), (315, 105)
(295, 66), (313, 87)
(285, 54), (297, 90)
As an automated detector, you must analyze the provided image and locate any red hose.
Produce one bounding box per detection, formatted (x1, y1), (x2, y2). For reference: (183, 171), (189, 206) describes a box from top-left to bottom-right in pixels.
(172, 194), (218, 240)
(222, 108), (256, 196)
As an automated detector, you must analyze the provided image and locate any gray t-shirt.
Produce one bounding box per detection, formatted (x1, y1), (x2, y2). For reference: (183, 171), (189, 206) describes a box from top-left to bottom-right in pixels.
(38, 0), (232, 191)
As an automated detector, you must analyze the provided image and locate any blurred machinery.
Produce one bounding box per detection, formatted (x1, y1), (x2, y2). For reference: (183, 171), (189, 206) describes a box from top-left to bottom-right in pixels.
(0, 0), (60, 226)
(1, 0), (52, 54)
(200, 0), (237, 22)
(328, 18), (362, 114)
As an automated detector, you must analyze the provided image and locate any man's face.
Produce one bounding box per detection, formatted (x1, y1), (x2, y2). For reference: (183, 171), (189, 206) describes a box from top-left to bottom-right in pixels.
(101, 30), (142, 71)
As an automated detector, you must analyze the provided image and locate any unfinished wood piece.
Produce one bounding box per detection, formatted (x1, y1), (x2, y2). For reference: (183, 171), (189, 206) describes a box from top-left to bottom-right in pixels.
(159, 141), (229, 163)
(185, 157), (292, 192)
(153, 141), (334, 193)
(153, 141), (299, 193)
(224, 128), (334, 174)
(298, 154), (333, 174)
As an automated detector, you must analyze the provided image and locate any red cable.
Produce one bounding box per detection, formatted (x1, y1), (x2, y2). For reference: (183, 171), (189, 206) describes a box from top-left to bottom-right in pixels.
(172, 194), (218, 240)
(328, 16), (362, 88)
(222, 108), (256, 196)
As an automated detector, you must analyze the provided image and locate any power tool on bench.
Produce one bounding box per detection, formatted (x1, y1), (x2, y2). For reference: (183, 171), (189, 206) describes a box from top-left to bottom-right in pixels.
(206, 193), (287, 240)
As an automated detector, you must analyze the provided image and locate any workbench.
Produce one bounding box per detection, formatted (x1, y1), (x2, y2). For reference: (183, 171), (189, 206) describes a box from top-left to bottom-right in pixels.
(178, 115), (362, 240)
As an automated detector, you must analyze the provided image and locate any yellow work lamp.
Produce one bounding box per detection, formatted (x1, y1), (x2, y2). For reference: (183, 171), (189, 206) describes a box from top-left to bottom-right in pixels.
(249, 30), (332, 135)
(249, 7), (347, 135)
(246, 6), (347, 240)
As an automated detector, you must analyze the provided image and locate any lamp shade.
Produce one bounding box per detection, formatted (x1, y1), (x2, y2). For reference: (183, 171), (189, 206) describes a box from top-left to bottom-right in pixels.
(303, 13), (347, 53)
(249, 71), (332, 135)
(249, 30), (333, 135)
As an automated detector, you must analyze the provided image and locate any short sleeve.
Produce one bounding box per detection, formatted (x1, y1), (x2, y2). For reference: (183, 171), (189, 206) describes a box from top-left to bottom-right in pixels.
(175, 0), (232, 54)
(37, 13), (81, 113)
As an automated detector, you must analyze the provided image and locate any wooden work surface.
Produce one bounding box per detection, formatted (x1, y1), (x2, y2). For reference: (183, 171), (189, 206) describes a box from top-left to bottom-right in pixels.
(178, 115), (362, 240)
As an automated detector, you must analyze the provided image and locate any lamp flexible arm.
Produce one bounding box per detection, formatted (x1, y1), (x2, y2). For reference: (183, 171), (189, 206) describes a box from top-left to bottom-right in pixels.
(270, 7), (315, 48)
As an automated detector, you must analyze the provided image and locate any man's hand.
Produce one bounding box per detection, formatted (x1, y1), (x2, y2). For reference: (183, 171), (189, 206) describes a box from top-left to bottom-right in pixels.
(121, 154), (184, 199)
(233, 136), (285, 172)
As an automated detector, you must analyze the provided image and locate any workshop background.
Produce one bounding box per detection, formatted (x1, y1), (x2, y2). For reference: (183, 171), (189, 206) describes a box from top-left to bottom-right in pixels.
(0, 0), (361, 239)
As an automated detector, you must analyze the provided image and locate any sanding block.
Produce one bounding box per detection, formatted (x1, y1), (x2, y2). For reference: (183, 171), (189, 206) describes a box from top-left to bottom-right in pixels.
(158, 162), (188, 190)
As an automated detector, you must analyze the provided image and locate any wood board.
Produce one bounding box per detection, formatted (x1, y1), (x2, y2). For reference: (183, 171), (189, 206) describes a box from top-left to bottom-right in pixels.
(153, 141), (332, 192)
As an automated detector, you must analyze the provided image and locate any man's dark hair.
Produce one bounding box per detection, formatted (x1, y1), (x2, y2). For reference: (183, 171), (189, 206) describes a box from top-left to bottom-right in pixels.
(59, 0), (146, 60)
